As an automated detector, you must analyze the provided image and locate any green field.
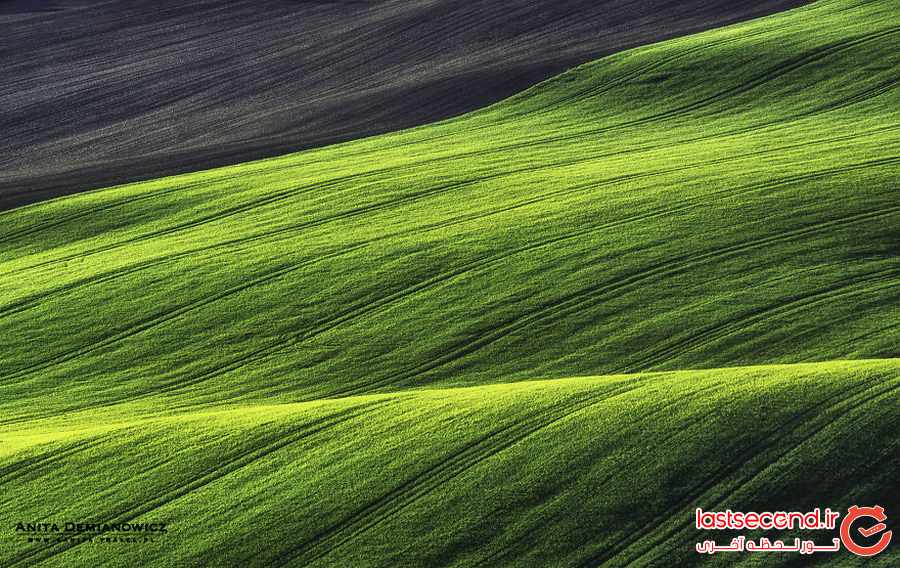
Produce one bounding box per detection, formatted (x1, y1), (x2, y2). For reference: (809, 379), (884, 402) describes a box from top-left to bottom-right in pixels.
(2, 362), (897, 566)
(1, 0), (898, 565)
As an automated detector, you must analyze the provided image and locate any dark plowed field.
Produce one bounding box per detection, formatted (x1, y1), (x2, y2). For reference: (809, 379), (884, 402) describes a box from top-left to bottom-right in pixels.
(0, 0), (810, 209)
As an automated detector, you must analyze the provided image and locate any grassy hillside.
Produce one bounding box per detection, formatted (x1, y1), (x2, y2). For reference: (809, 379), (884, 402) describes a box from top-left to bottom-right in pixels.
(0, 0), (898, 565)
(1, 361), (897, 567)
(1, 0), (896, 417)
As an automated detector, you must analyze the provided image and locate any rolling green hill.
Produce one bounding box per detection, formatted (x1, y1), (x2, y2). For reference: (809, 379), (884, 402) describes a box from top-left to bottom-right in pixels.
(1, 361), (897, 566)
(0, 0), (897, 565)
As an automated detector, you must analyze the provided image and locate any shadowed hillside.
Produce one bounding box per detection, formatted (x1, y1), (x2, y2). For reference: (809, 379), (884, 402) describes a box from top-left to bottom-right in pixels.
(1, 362), (897, 566)
(0, 0), (811, 209)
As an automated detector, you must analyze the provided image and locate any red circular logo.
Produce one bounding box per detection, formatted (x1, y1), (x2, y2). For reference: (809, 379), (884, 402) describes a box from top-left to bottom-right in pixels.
(840, 505), (892, 557)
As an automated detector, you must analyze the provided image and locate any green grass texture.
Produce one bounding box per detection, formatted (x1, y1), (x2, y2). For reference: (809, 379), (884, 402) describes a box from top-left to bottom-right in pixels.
(1, 361), (897, 566)
(0, 0), (898, 565)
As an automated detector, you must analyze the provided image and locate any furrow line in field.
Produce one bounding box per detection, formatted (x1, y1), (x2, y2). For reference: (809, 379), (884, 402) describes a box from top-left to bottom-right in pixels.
(579, 373), (900, 566)
(3, 135), (893, 328)
(0, 438), (106, 487)
(5, 97), (896, 282)
(471, 379), (730, 568)
(280, 380), (646, 567)
(627, 267), (900, 371)
(619, 374), (900, 566)
(0, 245), (365, 382)
(642, 26), (900, 123)
(327, 206), (900, 397)
(1, 400), (393, 568)
(513, 24), (782, 121)
(4, 160), (892, 409)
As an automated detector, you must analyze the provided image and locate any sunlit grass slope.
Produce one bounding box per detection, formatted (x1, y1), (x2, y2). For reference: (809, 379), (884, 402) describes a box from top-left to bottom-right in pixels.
(0, 0), (898, 565)
(0, 0), (897, 419)
(1, 361), (897, 567)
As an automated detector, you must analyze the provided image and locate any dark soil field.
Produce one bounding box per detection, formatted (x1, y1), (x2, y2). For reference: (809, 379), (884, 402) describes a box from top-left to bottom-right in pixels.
(0, 0), (809, 209)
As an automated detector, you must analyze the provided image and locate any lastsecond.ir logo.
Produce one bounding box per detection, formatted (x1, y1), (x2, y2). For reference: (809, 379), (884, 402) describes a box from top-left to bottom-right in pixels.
(841, 505), (892, 557)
